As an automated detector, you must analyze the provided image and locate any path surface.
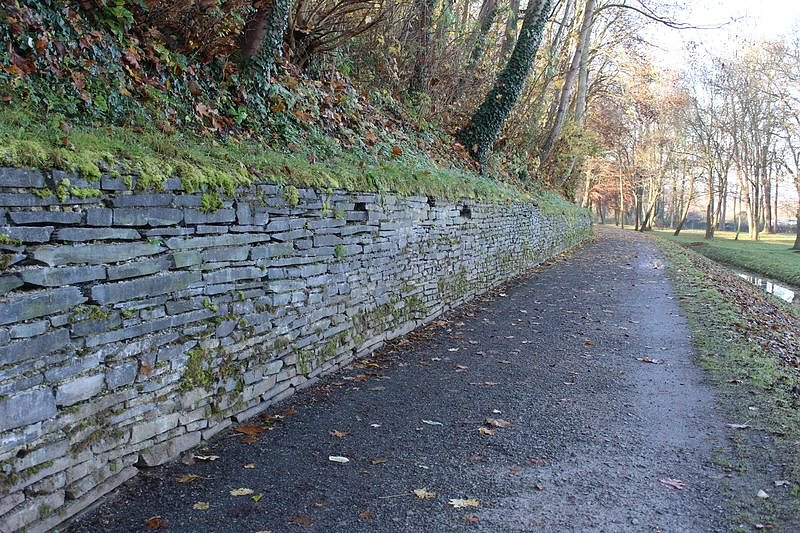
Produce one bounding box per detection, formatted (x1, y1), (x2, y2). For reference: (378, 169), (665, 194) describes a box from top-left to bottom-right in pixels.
(69, 227), (734, 532)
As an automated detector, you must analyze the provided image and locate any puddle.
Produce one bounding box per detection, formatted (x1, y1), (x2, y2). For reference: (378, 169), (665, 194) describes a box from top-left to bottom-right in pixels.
(734, 270), (797, 304)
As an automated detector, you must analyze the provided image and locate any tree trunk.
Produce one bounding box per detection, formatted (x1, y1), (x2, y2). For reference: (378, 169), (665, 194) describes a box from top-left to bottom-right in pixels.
(457, 0), (553, 164)
(539, 0), (596, 165)
(240, 0), (291, 65)
(794, 176), (800, 250)
(465, 0), (498, 73)
(408, 0), (438, 95)
(499, 0), (521, 62)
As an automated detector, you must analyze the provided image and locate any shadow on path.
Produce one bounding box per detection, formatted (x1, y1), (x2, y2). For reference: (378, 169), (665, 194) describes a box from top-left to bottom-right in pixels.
(69, 226), (732, 532)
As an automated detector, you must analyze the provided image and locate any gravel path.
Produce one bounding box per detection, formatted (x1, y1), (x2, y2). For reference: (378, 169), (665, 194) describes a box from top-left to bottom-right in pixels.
(68, 226), (734, 532)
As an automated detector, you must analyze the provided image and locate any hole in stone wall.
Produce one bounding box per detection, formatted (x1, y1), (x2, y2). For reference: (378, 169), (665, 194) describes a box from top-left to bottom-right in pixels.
(427, 197), (436, 207)
(460, 205), (472, 219)
(354, 202), (368, 212)
(16, 449), (27, 459)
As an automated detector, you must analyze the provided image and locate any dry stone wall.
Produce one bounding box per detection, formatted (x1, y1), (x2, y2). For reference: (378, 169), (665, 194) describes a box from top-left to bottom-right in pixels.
(0, 166), (591, 531)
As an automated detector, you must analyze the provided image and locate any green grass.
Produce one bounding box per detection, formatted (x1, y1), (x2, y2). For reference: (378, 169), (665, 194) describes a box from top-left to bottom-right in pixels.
(655, 229), (800, 287)
(0, 106), (530, 202)
(652, 234), (800, 528)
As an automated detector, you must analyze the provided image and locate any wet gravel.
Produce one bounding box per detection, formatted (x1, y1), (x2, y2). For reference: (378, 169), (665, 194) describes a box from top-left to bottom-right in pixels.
(67, 227), (735, 532)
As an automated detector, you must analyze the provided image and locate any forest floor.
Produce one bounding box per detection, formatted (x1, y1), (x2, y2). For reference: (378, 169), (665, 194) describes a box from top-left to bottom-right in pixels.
(67, 227), (800, 532)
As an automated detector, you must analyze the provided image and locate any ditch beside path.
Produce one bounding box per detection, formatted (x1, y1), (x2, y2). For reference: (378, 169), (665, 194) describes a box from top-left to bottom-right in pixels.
(69, 226), (737, 532)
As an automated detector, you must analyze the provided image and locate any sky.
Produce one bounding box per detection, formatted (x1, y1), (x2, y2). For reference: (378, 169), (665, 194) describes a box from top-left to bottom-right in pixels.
(645, 0), (800, 68)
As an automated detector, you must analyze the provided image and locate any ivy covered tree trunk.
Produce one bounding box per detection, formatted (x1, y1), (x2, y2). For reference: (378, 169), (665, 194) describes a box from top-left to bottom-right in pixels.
(239, 0), (291, 68)
(458, 0), (553, 164)
(794, 177), (800, 250)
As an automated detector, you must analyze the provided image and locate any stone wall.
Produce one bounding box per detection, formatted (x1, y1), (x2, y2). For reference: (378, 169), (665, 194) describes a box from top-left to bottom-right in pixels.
(0, 166), (591, 532)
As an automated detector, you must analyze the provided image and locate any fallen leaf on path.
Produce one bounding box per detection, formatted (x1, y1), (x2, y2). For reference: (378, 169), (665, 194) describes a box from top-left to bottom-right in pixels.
(329, 455), (350, 463)
(478, 427), (496, 436)
(454, 364), (469, 370)
(449, 498), (480, 508)
(194, 455), (219, 461)
(252, 493), (263, 502)
(510, 466), (522, 473)
(530, 457), (547, 466)
(370, 423), (381, 428)
(234, 425), (267, 436)
(757, 489), (770, 499)
(329, 430), (348, 438)
(192, 501), (209, 510)
(464, 514), (480, 524)
(422, 419), (444, 426)
(754, 523), (774, 529)
(725, 423), (751, 429)
(448, 348), (459, 352)
(637, 357), (663, 364)
(583, 339), (593, 347)
(145, 516), (168, 529)
(359, 510), (374, 519)
(485, 418), (512, 428)
(774, 480), (790, 487)
(535, 483), (545, 491)
(244, 463), (255, 469)
(289, 515), (314, 526)
(727, 379), (743, 384)
(413, 488), (437, 500)
(371, 457), (388, 464)
(659, 478), (685, 490)
(176, 474), (199, 483)
(230, 488), (255, 496)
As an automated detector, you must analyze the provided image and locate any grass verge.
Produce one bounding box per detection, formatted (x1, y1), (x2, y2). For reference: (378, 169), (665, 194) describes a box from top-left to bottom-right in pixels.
(651, 234), (800, 529)
(656, 229), (800, 287)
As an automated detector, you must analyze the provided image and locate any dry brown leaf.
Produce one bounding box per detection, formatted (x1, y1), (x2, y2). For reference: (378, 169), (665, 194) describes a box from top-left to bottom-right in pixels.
(234, 425), (267, 436)
(530, 457), (547, 466)
(289, 515), (314, 526)
(359, 510), (375, 519)
(330, 430), (348, 438)
(371, 457), (388, 465)
(230, 488), (255, 496)
(244, 463), (256, 469)
(176, 473), (199, 483)
(637, 357), (663, 364)
(485, 418), (512, 429)
(194, 455), (219, 461)
(145, 516), (168, 529)
(413, 488), (437, 500)
(659, 478), (685, 490)
(725, 423), (751, 429)
(464, 514), (480, 524)
(478, 427), (496, 436)
(329, 455), (350, 463)
(192, 501), (209, 510)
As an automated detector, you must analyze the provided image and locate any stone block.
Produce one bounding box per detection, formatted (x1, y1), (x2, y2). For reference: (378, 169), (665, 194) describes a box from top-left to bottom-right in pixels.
(20, 265), (106, 287)
(106, 361), (138, 389)
(165, 233), (268, 250)
(111, 193), (174, 207)
(171, 250), (202, 268)
(114, 207), (183, 226)
(130, 412), (181, 444)
(44, 353), (103, 382)
(0, 193), (57, 206)
(85, 208), (112, 226)
(250, 242), (294, 259)
(0, 388), (57, 432)
(55, 373), (105, 406)
(201, 247), (250, 262)
(0, 329), (71, 366)
(0, 167), (46, 188)
(184, 208), (236, 224)
(0, 288), (87, 326)
(55, 228), (141, 241)
(0, 275), (22, 295)
(0, 225), (53, 243)
(71, 314), (122, 337)
(91, 271), (202, 304)
(9, 211), (82, 225)
(137, 431), (201, 467)
(33, 242), (163, 266)
(203, 267), (263, 285)
(101, 174), (135, 191)
(106, 257), (171, 281)
(0, 490), (64, 533)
